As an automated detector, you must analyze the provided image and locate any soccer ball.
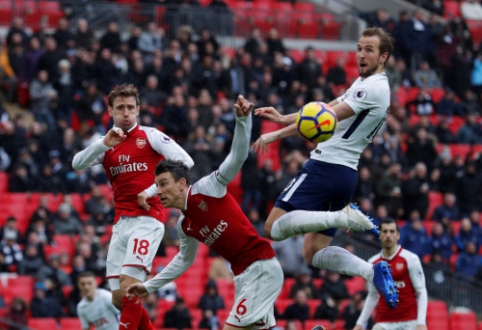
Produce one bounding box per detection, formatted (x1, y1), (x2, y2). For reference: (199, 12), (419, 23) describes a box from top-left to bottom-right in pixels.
(296, 102), (337, 143)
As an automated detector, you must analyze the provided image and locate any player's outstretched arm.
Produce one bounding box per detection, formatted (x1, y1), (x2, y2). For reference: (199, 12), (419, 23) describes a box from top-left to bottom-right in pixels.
(216, 95), (254, 185)
(354, 282), (379, 330)
(255, 107), (297, 125)
(253, 124), (298, 154)
(408, 255), (428, 330)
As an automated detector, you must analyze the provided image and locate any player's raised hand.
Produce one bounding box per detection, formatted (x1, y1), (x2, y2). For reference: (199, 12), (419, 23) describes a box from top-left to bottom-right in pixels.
(103, 127), (126, 148)
(254, 107), (284, 123)
(126, 283), (149, 299)
(137, 191), (150, 211)
(253, 132), (277, 154)
(234, 95), (254, 117)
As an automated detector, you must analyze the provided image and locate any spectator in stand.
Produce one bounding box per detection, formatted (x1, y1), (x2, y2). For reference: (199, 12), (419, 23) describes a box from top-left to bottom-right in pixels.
(183, 125), (216, 181)
(409, 10), (431, 68)
(469, 210), (481, 235)
(437, 88), (464, 117)
(400, 211), (430, 258)
(29, 70), (58, 128)
(6, 298), (28, 329)
(273, 235), (307, 278)
(413, 61), (441, 88)
(247, 208), (265, 237)
(37, 37), (65, 83)
(0, 231), (22, 271)
(52, 203), (82, 236)
(385, 56), (402, 92)
(140, 75), (166, 108)
(38, 254), (73, 287)
(423, 0), (444, 16)
(282, 290), (310, 323)
(456, 242), (481, 279)
(54, 18), (74, 51)
(343, 291), (374, 330)
(0, 217), (21, 244)
(326, 57), (347, 86)
(138, 22), (163, 65)
(100, 22), (121, 53)
(406, 88), (436, 115)
(374, 162), (403, 218)
(319, 270), (350, 301)
(426, 251), (451, 298)
(289, 268), (320, 299)
(433, 192), (460, 222)
(95, 48), (120, 95)
(314, 295), (340, 323)
(6, 17), (29, 47)
(461, 90), (480, 115)
(30, 282), (64, 318)
(429, 222), (454, 260)
(406, 128), (437, 171)
(18, 244), (44, 276)
(393, 12), (412, 66)
(164, 297), (192, 329)
(435, 119), (457, 144)
(163, 210), (181, 247)
(198, 279), (225, 314)
(461, 0), (482, 20)
(75, 19), (95, 50)
(455, 161), (482, 216)
(373, 8), (396, 32)
(266, 28), (285, 57)
(456, 218), (481, 251)
(198, 309), (220, 330)
(298, 46), (322, 89)
(457, 112), (482, 144)
(244, 28), (263, 57)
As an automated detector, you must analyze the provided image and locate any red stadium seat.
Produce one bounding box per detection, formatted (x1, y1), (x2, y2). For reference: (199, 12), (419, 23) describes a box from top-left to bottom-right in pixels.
(294, 2), (315, 12)
(305, 319), (331, 330)
(426, 192), (443, 220)
(190, 308), (204, 327)
(321, 21), (341, 40)
(283, 278), (296, 297)
(345, 276), (365, 295)
(448, 116), (465, 135)
(451, 221), (461, 236)
(165, 246), (179, 259)
(178, 285), (203, 308)
(423, 220), (435, 235)
(444, 1), (461, 19)
(276, 319), (303, 330)
(7, 275), (34, 288)
(430, 88), (445, 103)
(215, 279), (234, 297)
(436, 144), (471, 160)
(28, 318), (58, 330)
(60, 317), (82, 330)
(450, 311), (477, 330)
(427, 300), (448, 320)
(289, 48), (304, 64)
(275, 299), (294, 315)
(306, 299), (320, 318)
(217, 309), (230, 323)
(0, 171), (7, 192)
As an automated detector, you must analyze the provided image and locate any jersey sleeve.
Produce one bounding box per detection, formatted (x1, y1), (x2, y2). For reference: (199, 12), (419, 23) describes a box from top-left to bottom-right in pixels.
(343, 84), (390, 115)
(76, 303), (90, 330)
(356, 281), (379, 328)
(144, 127), (194, 168)
(191, 115), (252, 198)
(408, 254), (428, 325)
(72, 138), (109, 170)
(143, 215), (199, 294)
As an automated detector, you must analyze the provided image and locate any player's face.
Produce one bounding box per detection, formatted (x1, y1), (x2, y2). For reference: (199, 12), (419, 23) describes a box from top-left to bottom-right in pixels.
(78, 276), (97, 298)
(109, 96), (140, 131)
(356, 35), (387, 78)
(155, 172), (187, 209)
(379, 223), (400, 249)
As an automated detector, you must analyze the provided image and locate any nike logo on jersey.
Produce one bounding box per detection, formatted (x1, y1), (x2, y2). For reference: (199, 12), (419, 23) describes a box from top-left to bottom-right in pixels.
(119, 321), (130, 329)
(310, 119), (331, 130)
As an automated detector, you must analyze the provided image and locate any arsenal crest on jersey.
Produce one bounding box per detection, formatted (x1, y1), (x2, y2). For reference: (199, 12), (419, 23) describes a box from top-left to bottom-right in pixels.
(136, 138), (146, 149)
(396, 263), (404, 271)
(198, 200), (208, 211)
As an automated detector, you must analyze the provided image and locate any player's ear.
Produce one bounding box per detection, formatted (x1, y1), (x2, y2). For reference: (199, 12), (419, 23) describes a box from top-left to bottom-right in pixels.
(380, 52), (388, 66)
(136, 105), (140, 116)
(108, 106), (113, 117)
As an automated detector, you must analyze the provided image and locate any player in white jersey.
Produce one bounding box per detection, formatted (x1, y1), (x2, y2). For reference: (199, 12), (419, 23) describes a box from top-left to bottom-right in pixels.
(253, 27), (398, 308)
(354, 219), (427, 330)
(77, 271), (120, 330)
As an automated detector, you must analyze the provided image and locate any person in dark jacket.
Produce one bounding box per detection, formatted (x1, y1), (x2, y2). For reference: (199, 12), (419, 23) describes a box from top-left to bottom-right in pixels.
(433, 192), (460, 222)
(30, 282), (63, 318)
(456, 242), (481, 279)
(455, 161), (482, 216)
(289, 268), (320, 299)
(402, 162), (430, 219)
(164, 297), (192, 329)
(456, 218), (481, 251)
(198, 279), (225, 314)
(282, 290), (310, 323)
(400, 212), (430, 259)
(6, 298), (28, 330)
(18, 244), (44, 276)
(198, 309), (220, 330)
(429, 222), (453, 260)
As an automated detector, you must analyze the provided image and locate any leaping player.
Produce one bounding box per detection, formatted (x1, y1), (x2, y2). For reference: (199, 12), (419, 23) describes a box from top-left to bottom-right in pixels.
(73, 84), (194, 330)
(126, 95), (328, 330)
(354, 219), (427, 330)
(253, 27), (398, 308)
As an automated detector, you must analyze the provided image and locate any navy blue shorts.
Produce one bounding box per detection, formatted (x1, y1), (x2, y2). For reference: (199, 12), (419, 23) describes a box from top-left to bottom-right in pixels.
(275, 159), (358, 237)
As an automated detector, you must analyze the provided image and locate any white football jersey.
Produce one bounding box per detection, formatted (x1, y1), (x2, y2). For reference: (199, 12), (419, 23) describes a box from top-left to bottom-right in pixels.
(310, 72), (390, 170)
(77, 289), (120, 330)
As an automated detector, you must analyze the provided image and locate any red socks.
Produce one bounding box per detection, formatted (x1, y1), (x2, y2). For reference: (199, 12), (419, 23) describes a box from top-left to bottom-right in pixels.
(119, 296), (154, 330)
(138, 307), (155, 330)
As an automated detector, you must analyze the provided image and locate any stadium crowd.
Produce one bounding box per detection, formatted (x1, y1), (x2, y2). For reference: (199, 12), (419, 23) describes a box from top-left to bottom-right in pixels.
(0, 0), (481, 328)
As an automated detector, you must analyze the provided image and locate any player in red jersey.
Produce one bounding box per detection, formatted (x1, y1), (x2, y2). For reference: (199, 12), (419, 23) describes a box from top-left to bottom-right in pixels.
(126, 96), (327, 330)
(354, 219), (427, 330)
(72, 84), (194, 330)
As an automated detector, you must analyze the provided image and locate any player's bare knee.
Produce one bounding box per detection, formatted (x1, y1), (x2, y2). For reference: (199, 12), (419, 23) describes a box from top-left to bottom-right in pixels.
(302, 247), (316, 266)
(264, 222), (273, 240)
(111, 291), (124, 310)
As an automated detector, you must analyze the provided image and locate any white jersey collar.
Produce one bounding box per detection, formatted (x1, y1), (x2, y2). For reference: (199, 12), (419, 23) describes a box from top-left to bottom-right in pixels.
(381, 245), (401, 261)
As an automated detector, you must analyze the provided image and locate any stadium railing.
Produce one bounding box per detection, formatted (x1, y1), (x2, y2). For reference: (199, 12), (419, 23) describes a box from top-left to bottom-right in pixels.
(332, 232), (482, 316)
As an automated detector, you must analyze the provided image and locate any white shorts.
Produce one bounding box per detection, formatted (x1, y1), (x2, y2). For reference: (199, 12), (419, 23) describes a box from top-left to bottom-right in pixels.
(106, 216), (164, 291)
(373, 320), (417, 330)
(225, 258), (283, 329)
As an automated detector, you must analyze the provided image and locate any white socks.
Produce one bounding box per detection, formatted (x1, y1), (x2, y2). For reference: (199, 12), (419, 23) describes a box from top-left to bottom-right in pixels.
(312, 246), (374, 283)
(270, 209), (347, 241)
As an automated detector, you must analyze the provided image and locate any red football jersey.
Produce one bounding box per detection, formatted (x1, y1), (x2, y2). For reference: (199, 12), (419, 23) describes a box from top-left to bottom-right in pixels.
(72, 124), (193, 223)
(181, 183), (275, 276)
(370, 247), (423, 323)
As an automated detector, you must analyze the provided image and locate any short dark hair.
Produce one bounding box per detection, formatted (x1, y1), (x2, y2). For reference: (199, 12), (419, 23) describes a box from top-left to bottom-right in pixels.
(155, 160), (192, 185)
(108, 83), (140, 108)
(380, 218), (399, 232)
(361, 27), (395, 66)
(77, 271), (96, 282)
